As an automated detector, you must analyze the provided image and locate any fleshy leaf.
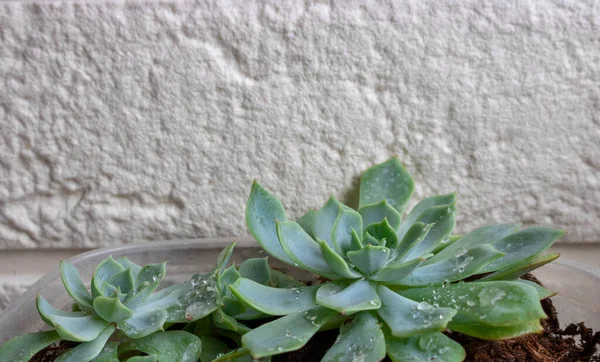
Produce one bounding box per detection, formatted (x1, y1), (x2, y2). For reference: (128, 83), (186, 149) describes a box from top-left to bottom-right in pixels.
(364, 218), (399, 249)
(322, 312), (385, 362)
(134, 263), (167, 292)
(331, 207), (363, 254)
(359, 200), (402, 231)
(377, 285), (456, 338)
(60, 261), (93, 308)
(297, 209), (317, 237)
(55, 325), (115, 362)
(107, 267), (135, 295)
(126, 357), (157, 362)
(515, 279), (555, 300)
(165, 272), (220, 323)
(230, 278), (318, 315)
(116, 257), (142, 280)
(363, 232), (381, 246)
(398, 281), (546, 328)
(398, 244), (504, 286)
(395, 222), (432, 259)
(92, 256), (125, 298)
(93, 296), (134, 323)
(212, 309), (252, 334)
(396, 193), (456, 240)
(370, 257), (425, 284)
(118, 307), (167, 339)
(359, 157), (414, 213)
(316, 280), (380, 315)
(0, 331), (61, 362)
(218, 265), (241, 296)
(452, 319), (544, 340)
(385, 331), (465, 362)
(90, 341), (120, 362)
(269, 269), (305, 288)
(276, 220), (338, 279)
(401, 203), (456, 261)
(480, 253), (560, 281)
(242, 307), (338, 358)
(313, 196), (346, 250)
(216, 241), (236, 274)
(426, 223), (521, 265)
(347, 244), (390, 275)
(478, 227), (565, 273)
(238, 257), (271, 285)
(246, 181), (293, 264)
(212, 348), (258, 362)
(37, 294), (87, 327)
(318, 240), (363, 278)
(350, 229), (364, 251)
(118, 331), (202, 362)
(199, 336), (230, 362)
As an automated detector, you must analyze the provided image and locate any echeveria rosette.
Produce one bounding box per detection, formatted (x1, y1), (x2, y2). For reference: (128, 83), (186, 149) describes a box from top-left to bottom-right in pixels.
(236, 157), (565, 361)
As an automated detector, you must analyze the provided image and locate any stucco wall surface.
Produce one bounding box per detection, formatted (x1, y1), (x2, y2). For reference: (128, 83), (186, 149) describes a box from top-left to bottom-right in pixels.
(0, 0), (598, 263)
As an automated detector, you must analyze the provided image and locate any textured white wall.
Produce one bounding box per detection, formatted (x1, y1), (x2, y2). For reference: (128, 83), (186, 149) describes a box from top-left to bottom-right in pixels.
(1, 0), (599, 261)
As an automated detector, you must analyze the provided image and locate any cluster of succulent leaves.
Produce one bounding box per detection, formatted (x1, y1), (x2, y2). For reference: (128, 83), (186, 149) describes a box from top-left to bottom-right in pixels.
(0, 157), (565, 362)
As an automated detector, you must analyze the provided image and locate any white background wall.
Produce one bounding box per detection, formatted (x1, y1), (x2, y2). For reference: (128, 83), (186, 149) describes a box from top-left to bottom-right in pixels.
(0, 0), (599, 308)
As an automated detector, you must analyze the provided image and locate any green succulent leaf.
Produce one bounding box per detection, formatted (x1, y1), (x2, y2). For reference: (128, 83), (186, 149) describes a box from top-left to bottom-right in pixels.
(426, 223), (521, 265)
(515, 279), (555, 300)
(478, 227), (565, 273)
(398, 281), (546, 328)
(126, 357), (157, 362)
(480, 253), (560, 281)
(297, 209), (318, 237)
(0, 331), (61, 362)
(363, 232), (382, 246)
(119, 331), (202, 362)
(55, 325), (115, 362)
(401, 203), (456, 261)
(90, 341), (120, 362)
(212, 347), (260, 362)
(359, 157), (414, 214)
(60, 261), (93, 308)
(218, 265), (241, 296)
(106, 268), (135, 295)
(165, 272), (220, 323)
(238, 257), (271, 285)
(313, 196), (347, 250)
(116, 257), (142, 280)
(276, 220), (338, 279)
(331, 207), (363, 254)
(452, 319), (544, 340)
(316, 280), (380, 315)
(395, 223), (432, 259)
(118, 307), (167, 339)
(216, 241), (236, 275)
(134, 263), (167, 292)
(398, 244), (504, 286)
(212, 309), (252, 334)
(37, 294), (87, 327)
(364, 218), (399, 249)
(92, 256), (126, 298)
(385, 331), (465, 362)
(350, 229), (364, 251)
(397, 193), (456, 241)
(322, 312), (385, 362)
(230, 278), (318, 315)
(246, 181), (293, 265)
(359, 200), (402, 231)
(199, 336), (230, 362)
(242, 307), (338, 358)
(377, 285), (456, 338)
(370, 257), (426, 284)
(269, 269), (305, 288)
(93, 296), (135, 323)
(347, 244), (391, 275)
(318, 240), (363, 278)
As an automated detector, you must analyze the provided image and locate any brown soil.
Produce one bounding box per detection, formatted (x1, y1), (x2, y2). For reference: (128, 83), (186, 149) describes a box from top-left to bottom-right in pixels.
(29, 275), (600, 362)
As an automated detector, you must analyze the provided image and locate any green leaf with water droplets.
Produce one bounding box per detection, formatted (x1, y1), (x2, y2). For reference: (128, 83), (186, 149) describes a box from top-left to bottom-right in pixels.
(241, 307), (338, 358)
(364, 218), (399, 249)
(401, 203), (456, 261)
(134, 263), (167, 292)
(377, 285), (456, 338)
(212, 347), (258, 362)
(318, 239), (363, 279)
(246, 181), (293, 265)
(199, 336), (230, 362)
(347, 244), (390, 275)
(515, 279), (555, 300)
(238, 257), (271, 285)
(385, 331), (465, 362)
(322, 312), (385, 362)
(55, 325), (115, 362)
(480, 253), (559, 281)
(92, 256), (125, 298)
(331, 207), (363, 254)
(230, 278), (318, 315)
(359, 200), (402, 231)
(0, 331), (61, 362)
(316, 280), (380, 315)
(397, 193), (456, 241)
(90, 341), (119, 362)
(118, 331), (202, 362)
(359, 157), (414, 214)
(395, 223), (432, 259)
(478, 227), (565, 273)
(398, 244), (504, 286)
(118, 307), (167, 339)
(426, 223), (521, 265)
(126, 357), (157, 362)
(60, 261), (93, 308)
(93, 296), (134, 323)
(276, 220), (338, 279)
(452, 319), (544, 340)
(212, 309), (252, 334)
(165, 272), (220, 323)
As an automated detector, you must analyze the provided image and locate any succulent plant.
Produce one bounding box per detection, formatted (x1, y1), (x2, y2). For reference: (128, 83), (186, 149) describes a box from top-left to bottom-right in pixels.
(232, 157), (565, 361)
